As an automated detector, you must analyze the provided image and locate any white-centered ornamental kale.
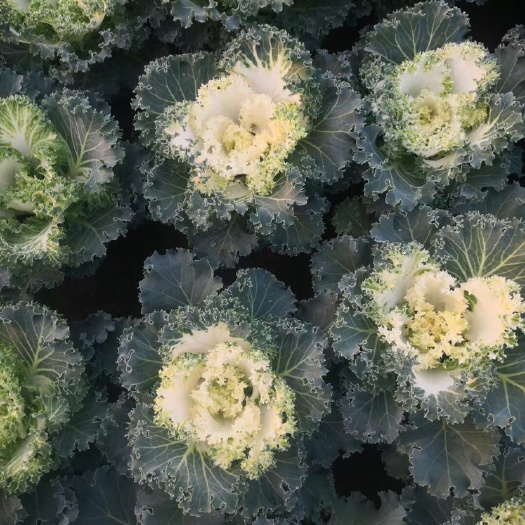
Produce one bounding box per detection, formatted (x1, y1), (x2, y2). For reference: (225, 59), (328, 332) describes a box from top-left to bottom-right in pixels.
(310, 203), (525, 499)
(135, 25), (362, 266)
(117, 249), (330, 516)
(0, 0), (155, 77)
(478, 495), (525, 525)
(0, 68), (130, 287)
(354, 1), (525, 210)
(0, 302), (85, 495)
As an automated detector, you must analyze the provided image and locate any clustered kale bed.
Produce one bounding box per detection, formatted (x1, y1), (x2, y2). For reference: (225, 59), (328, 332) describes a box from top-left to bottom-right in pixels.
(1, 0), (525, 524)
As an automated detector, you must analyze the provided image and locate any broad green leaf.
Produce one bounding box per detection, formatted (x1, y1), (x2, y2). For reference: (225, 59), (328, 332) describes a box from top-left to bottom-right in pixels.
(341, 385), (404, 443)
(65, 199), (132, 266)
(295, 465), (335, 524)
(118, 312), (166, 395)
(272, 320), (331, 434)
(20, 478), (78, 525)
(43, 91), (124, 189)
(190, 213), (257, 268)
(478, 446), (525, 510)
(251, 170), (307, 235)
(311, 235), (370, 294)
(136, 486), (223, 525)
(144, 159), (189, 226)
(399, 415), (499, 498)
(130, 404), (240, 515)
(139, 249), (222, 314)
(134, 54), (217, 147)
(269, 196), (327, 256)
(333, 197), (373, 238)
(401, 486), (453, 525)
(241, 445), (307, 517)
(53, 390), (107, 457)
(0, 302), (82, 393)
(371, 206), (448, 247)
(304, 404), (361, 468)
(328, 492), (406, 525)
(227, 268), (296, 321)
(481, 344), (525, 444)
(356, 126), (436, 211)
(69, 467), (136, 525)
(295, 76), (362, 183)
(365, 1), (469, 64)
(495, 37), (525, 103)
(434, 213), (525, 286)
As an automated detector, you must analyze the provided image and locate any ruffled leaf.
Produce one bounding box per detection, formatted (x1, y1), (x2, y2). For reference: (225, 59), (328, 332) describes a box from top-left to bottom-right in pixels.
(478, 446), (525, 509)
(304, 404), (361, 468)
(251, 170), (307, 235)
(328, 491), (406, 525)
(371, 206), (448, 247)
(297, 291), (338, 332)
(241, 446), (307, 517)
(227, 268), (296, 321)
(53, 390), (107, 457)
(399, 415), (499, 498)
(0, 492), (23, 525)
(129, 404), (240, 515)
(479, 343), (525, 444)
(333, 197), (373, 238)
(311, 236), (370, 294)
(294, 76), (362, 184)
(401, 485), (453, 525)
(43, 91), (124, 189)
(434, 213), (525, 286)
(134, 53), (217, 147)
(136, 485), (223, 525)
(144, 159), (189, 226)
(190, 214), (258, 268)
(268, 196), (327, 256)
(341, 384), (404, 443)
(356, 126), (436, 211)
(272, 320), (330, 434)
(20, 478), (78, 525)
(117, 312), (166, 395)
(65, 198), (132, 267)
(365, 1), (469, 64)
(495, 30), (525, 103)
(68, 467), (136, 525)
(139, 250), (222, 314)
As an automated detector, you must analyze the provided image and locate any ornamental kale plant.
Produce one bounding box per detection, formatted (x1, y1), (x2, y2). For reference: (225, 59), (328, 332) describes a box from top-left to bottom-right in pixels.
(354, 1), (525, 209)
(135, 24), (362, 266)
(0, 0), (524, 524)
(117, 249), (331, 516)
(0, 68), (131, 288)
